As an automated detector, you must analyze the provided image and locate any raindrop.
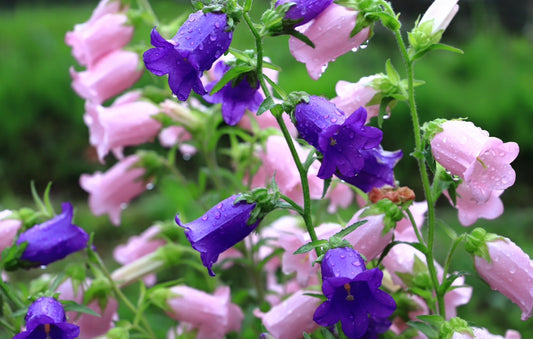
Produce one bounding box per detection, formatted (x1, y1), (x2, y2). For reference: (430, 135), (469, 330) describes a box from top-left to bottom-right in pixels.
(509, 267), (516, 274)
(330, 118), (338, 123)
(352, 261), (361, 266)
(201, 215), (208, 221)
(40, 265), (47, 270)
(360, 41), (369, 49)
(209, 35), (217, 42)
(217, 203), (223, 209)
(183, 153), (192, 161)
(351, 47), (359, 52)
(382, 113), (391, 120)
(214, 211), (221, 220)
(120, 203), (128, 210)
(146, 183), (155, 190)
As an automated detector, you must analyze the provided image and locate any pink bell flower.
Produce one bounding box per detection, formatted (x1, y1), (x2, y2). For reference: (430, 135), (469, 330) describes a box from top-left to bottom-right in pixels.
(254, 290), (321, 339)
(84, 91), (161, 163)
(66, 12), (133, 67)
(166, 285), (243, 339)
(419, 0), (459, 34)
(447, 183), (504, 226)
(473, 236), (533, 320)
(431, 120), (519, 203)
(0, 210), (22, 254)
(344, 211), (393, 261)
(57, 279), (118, 339)
(323, 181), (355, 214)
(289, 3), (371, 80)
(70, 50), (143, 105)
(331, 76), (381, 122)
(85, 0), (123, 23)
(452, 327), (521, 339)
(79, 155), (147, 226)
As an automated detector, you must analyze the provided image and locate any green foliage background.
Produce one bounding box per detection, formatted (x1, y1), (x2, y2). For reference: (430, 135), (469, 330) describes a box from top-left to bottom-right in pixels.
(0, 1), (532, 337)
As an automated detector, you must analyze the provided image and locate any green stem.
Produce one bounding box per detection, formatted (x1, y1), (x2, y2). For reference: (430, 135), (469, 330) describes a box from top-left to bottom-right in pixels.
(404, 208), (426, 247)
(385, 3), (445, 316)
(442, 234), (464, 281)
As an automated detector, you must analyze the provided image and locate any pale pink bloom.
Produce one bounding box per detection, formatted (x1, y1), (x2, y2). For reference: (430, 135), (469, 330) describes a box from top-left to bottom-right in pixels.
(238, 110), (298, 137)
(324, 181), (354, 214)
(66, 13), (133, 67)
(158, 126), (197, 157)
(80, 155), (147, 226)
(474, 237), (533, 320)
(254, 290), (321, 339)
(395, 201), (428, 241)
(84, 91), (161, 163)
(452, 327), (521, 339)
(113, 225), (165, 286)
(70, 49), (143, 104)
(87, 0), (123, 22)
(166, 285), (243, 339)
(0, 211), (22, 254)
(391, 295), (429, 338)
(289, 3), (371, 80)
(57, 279), (118, 339)
(331, 76), (381, 122)
(251, 135), (323, 206)
(431, 120), (519, 203)
(444, 276), (472, 319)
(159, 99), (201, 129)
(448, 183), (504, 226)
(344, 210), (393, 261)
(419, 0), (459, 34)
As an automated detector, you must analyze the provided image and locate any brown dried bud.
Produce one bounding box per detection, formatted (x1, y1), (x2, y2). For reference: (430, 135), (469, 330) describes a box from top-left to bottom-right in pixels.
(368, 186), (415, 204)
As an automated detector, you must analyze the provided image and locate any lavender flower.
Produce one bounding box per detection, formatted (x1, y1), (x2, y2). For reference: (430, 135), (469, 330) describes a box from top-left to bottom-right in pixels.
(275, 0), (333, 27)
(175, 195), (259, 276)
(16, 203), (89, 267)
(13, 297), (80, 339)
(143, 11), (233, 101)
(204, 61), (263, 126)
(313, 247), (396, 338)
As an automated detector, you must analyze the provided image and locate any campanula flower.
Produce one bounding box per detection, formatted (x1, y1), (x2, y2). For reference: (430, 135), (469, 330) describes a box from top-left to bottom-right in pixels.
(313, 247), (396, 338)
(176, 195), (260, 276)
(419, 0), (459, 34)
(0, 210), (21, 254)
(143, 11), (233, 101)
(275, 0), (333, 27)
(447, 182), (504, 226)
(13, 297), (80, 339)
(204, 61), (263, 126)
(332, 76), (381, 123)
(16, 203), (89, 267)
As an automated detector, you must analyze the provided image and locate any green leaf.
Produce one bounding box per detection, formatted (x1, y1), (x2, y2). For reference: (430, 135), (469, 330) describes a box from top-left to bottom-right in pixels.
(385, 59), (400, 85)
(294, 240), (329, 254)
(334, 220), (367, 239)
(61, 300), (100, 317)
(321, 177), (332, 199)
(286, 29), (315, 48)
(209, 65), (255, 95)
(257, 97), (276, 116)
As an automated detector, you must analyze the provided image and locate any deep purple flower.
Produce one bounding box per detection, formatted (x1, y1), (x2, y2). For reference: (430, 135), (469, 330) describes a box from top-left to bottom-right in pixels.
(338, 146), (403, 193)
(175, 195), (259, 276)
(16, 202), (89, 267)
(314, 247), (396, 339)
(275, 0), (334, 27)
(143, 11), (233, 101)
(294, 97), (382, 179)
(13, 297), (80, 339)
(204, 61), (263, 126)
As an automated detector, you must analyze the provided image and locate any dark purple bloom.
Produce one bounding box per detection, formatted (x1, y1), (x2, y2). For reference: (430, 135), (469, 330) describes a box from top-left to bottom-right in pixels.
(204, 61), (263, 126)
(13, 297), (80, 339)
(175, 195), (259, 276)
(313, 247), (396, 339)
(143, 11), (233, 101)
(16, 202), (89, 267)
(338, 146), (403, 193)
(294, 97), (382, 179)
(276, 0), (334, 27)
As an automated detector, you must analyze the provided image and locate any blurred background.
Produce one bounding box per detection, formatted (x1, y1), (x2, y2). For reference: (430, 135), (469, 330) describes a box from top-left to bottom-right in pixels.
(1, 0), (533, 336)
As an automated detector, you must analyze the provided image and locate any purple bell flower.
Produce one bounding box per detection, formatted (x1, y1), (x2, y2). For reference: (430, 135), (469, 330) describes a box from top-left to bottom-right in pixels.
(143, 11), (233, 101)
(338, 146), (403, 193)
(13, 297), (80, 339)
(294, 96), (382, 180)
(16, 202), (89, 267)
(175, 195), (259, 276)
(204, 61), (263, 126)
(313, 247), (396, 339)
(275, 0), (334, 27)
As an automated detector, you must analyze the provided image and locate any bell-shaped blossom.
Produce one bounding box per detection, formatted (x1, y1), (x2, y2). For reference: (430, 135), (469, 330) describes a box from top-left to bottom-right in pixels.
(275, 0), (333, 27)
(65, 10), (133, 67)
(16, 203), (89, 267)
(204, 61), (263, 126)
(113, 225), (165, 286)
(337, 146), (403, 193)
(84, 91), (162, 163)
(289, 4), (371, 80)
(80, 155), (147, 226)
(473, 237), (533, 320)
(447, 183), (504, 226)
(452, 327), (521, 339)
(419, 0), (459, 34)
(70, 49), (142, 104)
(344, 211), (394, 261)
(294, 96), (382, 178)
(431, 120), (519, 203)
(166, 285), (243, 339)
(314, 247), (396, 338)
(324, 181), (355, 213)
(176, 195), (260, 276)
(0, 210), (22, 254)
(13, 297), (80, 339)
(57, 279), (118, 339)
(143, 11), (232, 101)
(255, 290), (322, 339)
(158, 126), (196, 157)
(331, 76), (381, 123)
(250, 135), (323, 206)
